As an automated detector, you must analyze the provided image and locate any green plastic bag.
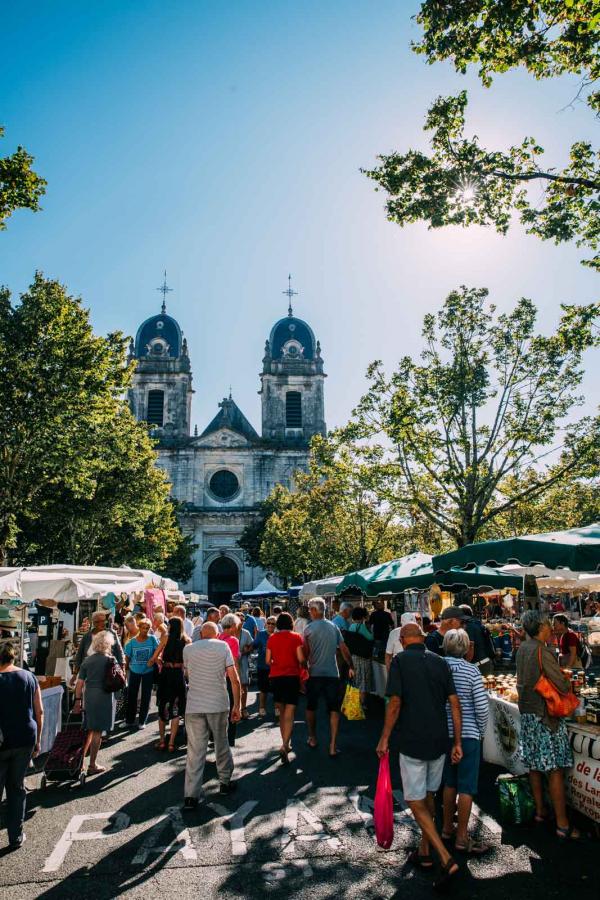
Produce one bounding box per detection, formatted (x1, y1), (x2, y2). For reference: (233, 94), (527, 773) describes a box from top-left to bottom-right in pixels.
(496, 773), (535, 825)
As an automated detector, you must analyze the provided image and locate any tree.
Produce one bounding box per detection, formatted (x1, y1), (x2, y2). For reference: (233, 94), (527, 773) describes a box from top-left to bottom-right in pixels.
(251, 436), (412, 583)
(238, 490), (289, 570)
(0, 126), (46, 229)
(364, 2), (600, 268)
(0, 273), (194, 583)
(341, 287), (600, 548)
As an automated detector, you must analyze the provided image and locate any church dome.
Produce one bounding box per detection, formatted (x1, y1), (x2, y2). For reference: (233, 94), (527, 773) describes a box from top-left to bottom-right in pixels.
(269, 315), (316, 361)
(134, 313), (182, 359)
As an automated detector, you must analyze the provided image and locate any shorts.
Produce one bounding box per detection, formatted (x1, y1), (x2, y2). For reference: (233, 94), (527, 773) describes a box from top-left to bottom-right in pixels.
(257, 669), (271, 694)
(399, 752), (446, 802)
(270, 675), (300, 706)
(305, 676), (342, 713)
(442, 737), (481, 796)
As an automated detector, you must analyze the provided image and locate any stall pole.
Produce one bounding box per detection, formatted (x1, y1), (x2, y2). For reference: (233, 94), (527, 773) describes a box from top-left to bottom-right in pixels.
(20, 604), (26, 666)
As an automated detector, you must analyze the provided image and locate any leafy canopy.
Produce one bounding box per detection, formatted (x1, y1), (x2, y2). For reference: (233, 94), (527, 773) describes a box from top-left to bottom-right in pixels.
(364, 91), (600, 268)
(0, 273), (193, 578)
(0, 126), (46, 229)
(341, 287), (600, 547)
(415, 1), (599, 107)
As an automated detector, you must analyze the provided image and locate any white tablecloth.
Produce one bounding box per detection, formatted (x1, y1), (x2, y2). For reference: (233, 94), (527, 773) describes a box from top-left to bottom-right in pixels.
(483, 694), (600, 823)
(40, 685), (64, 754)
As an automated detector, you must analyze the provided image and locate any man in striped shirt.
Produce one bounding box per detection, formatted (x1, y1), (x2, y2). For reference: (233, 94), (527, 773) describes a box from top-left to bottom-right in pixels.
(182, 621), (241, 810)
(441, 628), (490, 855)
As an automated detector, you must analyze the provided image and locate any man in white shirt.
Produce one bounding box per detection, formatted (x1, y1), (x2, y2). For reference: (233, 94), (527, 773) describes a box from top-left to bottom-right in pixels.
(385, 613), (419, 671)
(173, 604), (194, 639)
(182, 621), (241, 809)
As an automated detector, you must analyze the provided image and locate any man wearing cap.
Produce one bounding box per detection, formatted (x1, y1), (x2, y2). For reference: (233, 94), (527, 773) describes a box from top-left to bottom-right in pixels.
(424, 608), (465, 657)
(459, 604), (495, 675)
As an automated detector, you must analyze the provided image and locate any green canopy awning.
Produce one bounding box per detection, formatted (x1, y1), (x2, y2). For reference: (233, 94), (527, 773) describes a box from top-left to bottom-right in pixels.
(432, 523), (600, 573)
(336, 553), (523, 597)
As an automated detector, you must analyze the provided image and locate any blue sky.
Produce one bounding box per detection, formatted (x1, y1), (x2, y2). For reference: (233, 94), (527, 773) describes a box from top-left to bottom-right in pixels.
(1, 0), (597, 433)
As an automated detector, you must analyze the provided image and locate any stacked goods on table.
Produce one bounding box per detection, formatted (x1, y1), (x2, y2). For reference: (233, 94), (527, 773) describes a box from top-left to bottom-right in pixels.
(483, 674), (518, 704)
(37, 675), (62, 689)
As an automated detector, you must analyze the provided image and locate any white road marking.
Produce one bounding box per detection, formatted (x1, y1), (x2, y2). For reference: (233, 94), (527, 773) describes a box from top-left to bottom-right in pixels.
(209, 800), (258, 856)
(282, 799), (342, 853)
(43, 812), (130, 873)
(262, 859), (314, 885)
(132, 806), (197, 864)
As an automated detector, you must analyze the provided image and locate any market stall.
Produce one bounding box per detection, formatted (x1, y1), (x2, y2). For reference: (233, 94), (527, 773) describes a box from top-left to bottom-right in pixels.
(483, 688), (600, 823)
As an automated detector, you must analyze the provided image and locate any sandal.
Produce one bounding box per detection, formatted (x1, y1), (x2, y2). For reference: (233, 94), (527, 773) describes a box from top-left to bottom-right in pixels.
(307, 739), (318, 749)
(155, 741), (167, 750)
(556, 824), (581, 841)
(87, 765), (107, 776)
(407, 849), (434, 869)
(433, 857), (459, 891)
(168, 743), (176, 753)
(455, 838), (491, 856)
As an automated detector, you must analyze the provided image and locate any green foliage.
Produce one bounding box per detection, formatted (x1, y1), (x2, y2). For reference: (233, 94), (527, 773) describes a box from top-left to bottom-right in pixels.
(249, 436), (416, 583)
(0, 274), (192, 579)
(342, 287), (600, 547)
(364, 91), (600, 268)
(238, 491), (288, 570)
(414, 1), (599, 105)
(0, 126), (46, 229)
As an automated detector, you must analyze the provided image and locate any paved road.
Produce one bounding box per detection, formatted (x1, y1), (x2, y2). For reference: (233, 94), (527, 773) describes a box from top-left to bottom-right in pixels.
(0, 692), (596, 899)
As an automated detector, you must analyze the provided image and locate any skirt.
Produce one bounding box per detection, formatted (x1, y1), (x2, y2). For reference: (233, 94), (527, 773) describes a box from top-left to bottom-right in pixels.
(520, 713), (573, 772)
(157, 668), (187, 722)
(351, 655), (373, 693)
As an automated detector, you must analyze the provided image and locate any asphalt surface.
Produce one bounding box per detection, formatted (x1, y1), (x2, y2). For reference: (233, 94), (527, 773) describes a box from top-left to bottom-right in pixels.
(0, 691), (597, 900)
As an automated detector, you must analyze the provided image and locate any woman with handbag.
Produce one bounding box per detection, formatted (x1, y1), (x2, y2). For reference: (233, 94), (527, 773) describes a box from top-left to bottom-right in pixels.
(516, 610), (579, 840)
(346, 607), (374, 709)
(74, 631), (121, 775)
(153, 617), (190, 751)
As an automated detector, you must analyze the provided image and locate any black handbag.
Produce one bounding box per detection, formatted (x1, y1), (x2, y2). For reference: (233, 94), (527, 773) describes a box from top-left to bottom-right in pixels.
(104, 655), (126, 693)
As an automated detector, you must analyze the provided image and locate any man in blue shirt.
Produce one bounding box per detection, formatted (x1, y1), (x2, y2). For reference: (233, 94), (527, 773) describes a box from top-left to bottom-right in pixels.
(331, 601), (352, 631)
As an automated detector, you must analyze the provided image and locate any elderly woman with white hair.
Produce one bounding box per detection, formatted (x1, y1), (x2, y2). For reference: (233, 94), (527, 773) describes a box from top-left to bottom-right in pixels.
(73, 631), (120, 775)
(440, 628), (490, 855)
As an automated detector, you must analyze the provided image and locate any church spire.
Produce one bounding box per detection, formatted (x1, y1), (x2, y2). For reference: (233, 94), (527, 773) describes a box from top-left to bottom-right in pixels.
(282, 273), (298, 317)
(156, 270), (173, 314)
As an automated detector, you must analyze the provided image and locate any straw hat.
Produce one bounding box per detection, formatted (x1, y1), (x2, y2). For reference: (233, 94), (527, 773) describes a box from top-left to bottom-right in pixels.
(0, 604), (30, 629)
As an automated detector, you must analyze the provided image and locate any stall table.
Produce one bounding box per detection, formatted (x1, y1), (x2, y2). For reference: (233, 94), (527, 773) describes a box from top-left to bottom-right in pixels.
(39, 684), (64, 754)
(483, 694), (600, 823)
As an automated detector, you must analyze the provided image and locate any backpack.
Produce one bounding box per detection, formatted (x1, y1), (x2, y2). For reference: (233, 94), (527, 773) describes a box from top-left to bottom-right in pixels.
(104, 655), (126, 693)
(577, 636), (591, 670)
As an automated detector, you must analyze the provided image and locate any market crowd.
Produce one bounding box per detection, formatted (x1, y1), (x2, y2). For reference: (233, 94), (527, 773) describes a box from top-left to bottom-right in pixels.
(0, 596), (591, 888)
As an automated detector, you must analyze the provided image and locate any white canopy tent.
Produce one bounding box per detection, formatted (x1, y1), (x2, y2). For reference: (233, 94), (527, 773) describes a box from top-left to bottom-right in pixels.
(0, 564), (177, 604)
(299, 575), (344, 601)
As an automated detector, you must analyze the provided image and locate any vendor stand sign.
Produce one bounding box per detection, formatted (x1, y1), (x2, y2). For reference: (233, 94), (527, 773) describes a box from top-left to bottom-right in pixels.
(566, 724), (600, 824)
(483, 696), (527, 776)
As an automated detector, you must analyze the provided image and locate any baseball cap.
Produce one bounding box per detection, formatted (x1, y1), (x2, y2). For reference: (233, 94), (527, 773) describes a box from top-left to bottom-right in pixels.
(440, 606), (467, 621)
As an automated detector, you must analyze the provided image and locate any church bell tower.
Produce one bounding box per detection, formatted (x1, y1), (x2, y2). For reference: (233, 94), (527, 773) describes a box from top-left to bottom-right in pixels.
(259, 277), (326, 445)
(128, 273), (193, 442)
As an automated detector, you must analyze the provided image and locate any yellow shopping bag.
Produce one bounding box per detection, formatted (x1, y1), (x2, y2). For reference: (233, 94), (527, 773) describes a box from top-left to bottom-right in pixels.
(341, 684), (365, 721)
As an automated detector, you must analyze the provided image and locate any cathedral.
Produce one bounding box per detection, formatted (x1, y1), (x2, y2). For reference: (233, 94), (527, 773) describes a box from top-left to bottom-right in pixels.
(127, 280), (326, 600)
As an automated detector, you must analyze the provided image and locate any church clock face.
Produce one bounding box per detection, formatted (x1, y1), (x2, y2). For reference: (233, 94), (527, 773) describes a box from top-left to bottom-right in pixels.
(209, 469), (240, 501)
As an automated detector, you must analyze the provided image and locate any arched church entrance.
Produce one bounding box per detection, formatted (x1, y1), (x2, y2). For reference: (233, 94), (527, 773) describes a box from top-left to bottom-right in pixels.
(207, 556), (239, 604)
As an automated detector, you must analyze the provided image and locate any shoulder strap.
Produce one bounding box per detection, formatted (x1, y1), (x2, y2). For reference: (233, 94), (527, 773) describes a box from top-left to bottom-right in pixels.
(537, 644), (544, 674)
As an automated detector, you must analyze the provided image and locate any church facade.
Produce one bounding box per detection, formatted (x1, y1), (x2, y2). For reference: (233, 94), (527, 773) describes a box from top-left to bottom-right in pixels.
(128, 287), (326, 599)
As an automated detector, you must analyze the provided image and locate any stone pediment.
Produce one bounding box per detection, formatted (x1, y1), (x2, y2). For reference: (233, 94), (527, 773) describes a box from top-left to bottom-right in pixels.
(194, 427), (250, 449)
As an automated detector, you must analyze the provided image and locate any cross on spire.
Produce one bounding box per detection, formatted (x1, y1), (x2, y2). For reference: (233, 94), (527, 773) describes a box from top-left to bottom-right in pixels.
(282, 273), (298, 316)
(156, 270), (173, 314)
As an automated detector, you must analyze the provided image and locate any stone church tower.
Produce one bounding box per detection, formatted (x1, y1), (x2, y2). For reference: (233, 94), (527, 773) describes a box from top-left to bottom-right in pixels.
(128, 277), (326, 598)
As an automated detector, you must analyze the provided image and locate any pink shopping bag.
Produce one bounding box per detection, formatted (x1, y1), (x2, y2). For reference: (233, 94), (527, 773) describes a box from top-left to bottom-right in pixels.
(374, 751), (394, 849)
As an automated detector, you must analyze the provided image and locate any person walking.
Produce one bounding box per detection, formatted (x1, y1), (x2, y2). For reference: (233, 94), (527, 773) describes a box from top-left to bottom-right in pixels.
(516, 610), (579, 840)
(183, 621), (241, 809)
(293, 605), (310, 636)
(266, 612), (306, 763)
(73, 631), (120, 775)
(0, 641), (44, 850)
(154, 617), (190, 751)
(237, 613), (253, 719)
(173, 604), (194, 640)
(331, 601), (353, 631)
(385, 613), (418, 671)
(219, 614), (241, 745)
(346, 606), (374, 709)
(192, 607), (221, 642)
(254, 616), (276, 716)
(440, 629), (490, 854)
(376, 623), (462, 890)
(72, 611), (124, 681)
(123, 619), (159, 729)
(303, 598), (354, 757)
